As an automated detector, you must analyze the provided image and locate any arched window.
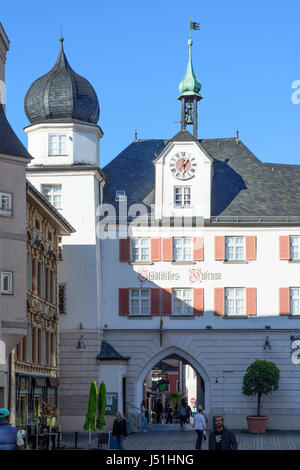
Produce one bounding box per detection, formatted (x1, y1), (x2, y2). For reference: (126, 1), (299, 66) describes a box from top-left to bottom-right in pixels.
(32, 258), (37, 293)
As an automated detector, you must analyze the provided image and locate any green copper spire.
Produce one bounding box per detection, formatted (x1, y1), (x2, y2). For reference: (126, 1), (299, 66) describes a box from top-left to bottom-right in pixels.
(178, 38), (202, 98)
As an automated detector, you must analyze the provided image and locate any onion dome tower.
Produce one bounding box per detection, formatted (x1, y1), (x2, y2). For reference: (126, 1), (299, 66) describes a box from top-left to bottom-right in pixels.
(25, 37), (99, 125)
(24, 37), (103, 167)
(178, 38), (202, 138)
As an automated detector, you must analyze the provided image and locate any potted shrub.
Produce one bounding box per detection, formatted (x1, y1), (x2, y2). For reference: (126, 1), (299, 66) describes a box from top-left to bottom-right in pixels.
(242, 359), (280, 433)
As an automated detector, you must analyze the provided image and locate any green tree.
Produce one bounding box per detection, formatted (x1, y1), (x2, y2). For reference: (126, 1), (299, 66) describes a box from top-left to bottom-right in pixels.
(242, 359), (280, 416)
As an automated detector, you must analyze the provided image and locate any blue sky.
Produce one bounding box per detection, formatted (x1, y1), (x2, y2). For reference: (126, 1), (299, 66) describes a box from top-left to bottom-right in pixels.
(2, 0), (300, 167)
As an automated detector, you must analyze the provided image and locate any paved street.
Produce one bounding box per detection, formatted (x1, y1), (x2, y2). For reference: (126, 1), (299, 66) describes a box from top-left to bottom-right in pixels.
(60, 423), (300, 451)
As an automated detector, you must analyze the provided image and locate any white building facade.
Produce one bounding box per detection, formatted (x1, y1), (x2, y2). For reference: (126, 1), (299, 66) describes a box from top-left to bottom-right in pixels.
(25, 35), (300, 430)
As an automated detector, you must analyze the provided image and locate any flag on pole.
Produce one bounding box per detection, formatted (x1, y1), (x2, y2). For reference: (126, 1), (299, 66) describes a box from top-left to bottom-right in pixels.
(190, 21), (200, 30)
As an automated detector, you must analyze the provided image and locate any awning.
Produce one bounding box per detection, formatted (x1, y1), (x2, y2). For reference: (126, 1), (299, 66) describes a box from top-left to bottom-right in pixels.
(47, 378), (60, 387)
(34, 377), (47, 387)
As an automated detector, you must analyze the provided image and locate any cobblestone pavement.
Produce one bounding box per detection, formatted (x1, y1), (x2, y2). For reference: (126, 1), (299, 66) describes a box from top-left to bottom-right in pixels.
(60, 423), (300, 450)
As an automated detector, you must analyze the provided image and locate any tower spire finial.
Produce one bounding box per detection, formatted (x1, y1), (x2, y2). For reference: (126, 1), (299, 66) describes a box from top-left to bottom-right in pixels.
(178, 22), (202, 138)
(60, 26), (64, 44)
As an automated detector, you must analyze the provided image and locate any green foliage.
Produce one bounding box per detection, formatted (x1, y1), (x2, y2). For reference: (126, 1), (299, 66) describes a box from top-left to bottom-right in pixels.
(96, 381), (106, 430)
(242, 359), (280, 416)
(83, 380), (98, 431)
(167, 392), (183, 407)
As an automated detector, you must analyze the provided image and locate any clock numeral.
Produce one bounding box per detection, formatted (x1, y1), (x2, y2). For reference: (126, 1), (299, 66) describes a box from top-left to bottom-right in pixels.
(171, 168), (176, 173)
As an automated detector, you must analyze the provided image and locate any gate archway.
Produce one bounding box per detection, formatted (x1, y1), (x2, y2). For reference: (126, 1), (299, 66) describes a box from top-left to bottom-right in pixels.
(136, 346), (210, 413)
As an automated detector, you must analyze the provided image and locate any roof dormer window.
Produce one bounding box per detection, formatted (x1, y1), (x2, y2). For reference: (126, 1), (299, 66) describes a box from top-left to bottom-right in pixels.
(49, 134), (66, 156)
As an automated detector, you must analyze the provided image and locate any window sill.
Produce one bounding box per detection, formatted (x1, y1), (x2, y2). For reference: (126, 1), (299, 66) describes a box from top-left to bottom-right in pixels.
(223, 260), (249, 264)
(288, 260), (300, 263)
(288, 315), (300, 319)
(0, 292), (13, 295)
(128, 261), (154, 265)
(170, 315), (195, 319)
(171, 261), (196, 265)
(223, 315), (249, 319)
(128, 315), (152, 319)
(48, 154), (69, 157)
(0, 212), (12, 217)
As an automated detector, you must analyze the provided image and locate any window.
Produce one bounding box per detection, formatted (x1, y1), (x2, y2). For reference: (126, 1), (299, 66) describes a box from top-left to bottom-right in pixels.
(130, 289), (150, 315)
(131, 238), (150, 262)
(290, 288), (300, 315)
(174, 187), (191, 208)
(49, 134), (66, 155)
(59, 284), (66, 314)
(225, 237), (245, 261)
(115, 190), (126, 201)
(172, 289), (193, 316)
(0, 192), (12, 216)
(290, 237), (300, 260)
(173, 238), (192, 261)
(225, 288), (245, 316)
(0, 271), (13, 294)
(41, 185), (62, 210)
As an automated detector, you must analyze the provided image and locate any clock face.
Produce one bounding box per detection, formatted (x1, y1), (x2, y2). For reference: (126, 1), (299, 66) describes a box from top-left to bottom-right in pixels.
(169, 152), (197, 180)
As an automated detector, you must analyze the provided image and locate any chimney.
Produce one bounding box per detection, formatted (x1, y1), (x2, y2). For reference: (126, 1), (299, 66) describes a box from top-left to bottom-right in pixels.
(0, 23), (10, 111)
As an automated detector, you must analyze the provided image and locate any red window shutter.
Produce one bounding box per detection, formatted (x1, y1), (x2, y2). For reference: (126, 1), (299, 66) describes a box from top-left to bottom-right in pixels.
(162, 288), (172, 316)
(246, 288), (257, 316)
(119, 238), (130, 262)
(151, 238), (161, 262)
(214, 288), (225, 316)
(193, 237), (204, 261)
(279, 236), (290, 260)
(279, 288), (290, 315)
(246, 236), (256, 260)
(119, 288), (130, 316)
(151, 289), (161, 316)
(193, 288), (204, 316)
(214, 236), (225, 261)
(162, 238), (173, 261)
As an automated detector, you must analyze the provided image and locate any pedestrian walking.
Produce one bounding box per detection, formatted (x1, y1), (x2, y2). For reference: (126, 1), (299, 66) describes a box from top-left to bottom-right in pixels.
(140, 400), (148, 432)
(0, 408), (24, 450)
(179, 399), (187, 428)
(193, 407), (207, 450)
(208, 416), (238, 450)
(186, 405), (192, 423)
(112, 412), (128, 450)
(199, 406), (208, 425)
(164, 403), (173, 424)
(154, 399), (163, 424)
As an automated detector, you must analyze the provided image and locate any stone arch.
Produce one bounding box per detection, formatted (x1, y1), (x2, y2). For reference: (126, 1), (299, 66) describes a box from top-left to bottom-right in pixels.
(135, 345), (210, 413)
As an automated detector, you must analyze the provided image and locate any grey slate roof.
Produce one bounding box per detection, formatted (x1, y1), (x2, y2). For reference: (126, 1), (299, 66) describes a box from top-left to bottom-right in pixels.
(24, 41), (99, 125)
(102, 136), (300, 217)
(97, 341), (130, 361)
(0, 104), (32, 159)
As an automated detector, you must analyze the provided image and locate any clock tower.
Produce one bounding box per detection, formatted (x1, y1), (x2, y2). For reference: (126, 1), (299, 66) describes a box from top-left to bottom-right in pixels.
(154, 37), (212, 220)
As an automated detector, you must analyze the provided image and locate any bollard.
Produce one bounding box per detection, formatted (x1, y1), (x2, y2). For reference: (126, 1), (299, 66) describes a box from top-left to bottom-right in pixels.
(74, 431), (78, 449)
(58, 431), (61, 449)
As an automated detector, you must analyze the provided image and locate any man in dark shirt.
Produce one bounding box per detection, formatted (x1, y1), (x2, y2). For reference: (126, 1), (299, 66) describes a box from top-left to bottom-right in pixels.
(209, 416), (238, 450)
(112, 412), (128, 450)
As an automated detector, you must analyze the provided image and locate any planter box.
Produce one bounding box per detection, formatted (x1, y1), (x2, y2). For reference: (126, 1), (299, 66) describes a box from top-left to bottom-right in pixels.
(246, 416), (268, 433)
